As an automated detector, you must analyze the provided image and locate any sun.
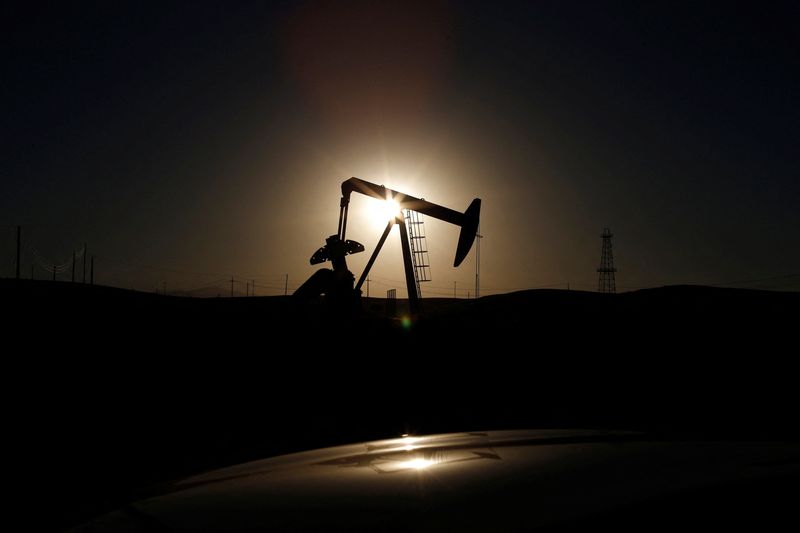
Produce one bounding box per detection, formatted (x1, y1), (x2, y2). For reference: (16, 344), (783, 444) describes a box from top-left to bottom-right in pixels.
(368, 198), (402, 227)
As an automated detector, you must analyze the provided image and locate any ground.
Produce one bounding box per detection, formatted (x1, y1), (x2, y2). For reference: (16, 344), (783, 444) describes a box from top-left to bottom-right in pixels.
(3, 279), (796, 530)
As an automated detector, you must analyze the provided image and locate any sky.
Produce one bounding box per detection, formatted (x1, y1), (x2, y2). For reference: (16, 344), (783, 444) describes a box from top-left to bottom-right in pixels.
(3, 1), (799, 296)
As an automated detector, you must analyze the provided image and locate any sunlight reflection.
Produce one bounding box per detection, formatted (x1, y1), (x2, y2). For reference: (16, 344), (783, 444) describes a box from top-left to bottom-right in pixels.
(317, 438), (502, 474)
(403, 458), (435, 470)
(401, 435), (418, 451)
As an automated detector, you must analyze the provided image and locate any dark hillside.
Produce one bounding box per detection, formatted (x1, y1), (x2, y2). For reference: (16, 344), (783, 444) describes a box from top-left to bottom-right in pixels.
(2, 279), (797, 530)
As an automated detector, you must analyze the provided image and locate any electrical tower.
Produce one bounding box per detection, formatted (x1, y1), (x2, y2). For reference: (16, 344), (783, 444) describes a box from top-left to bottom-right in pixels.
(597, 227), (617, 293)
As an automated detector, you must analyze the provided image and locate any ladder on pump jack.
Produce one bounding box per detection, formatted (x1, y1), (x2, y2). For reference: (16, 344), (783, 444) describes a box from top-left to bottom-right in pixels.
(404, 209), (430, 299)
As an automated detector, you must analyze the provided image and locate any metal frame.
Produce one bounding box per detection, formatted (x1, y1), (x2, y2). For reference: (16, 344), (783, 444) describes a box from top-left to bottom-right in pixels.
(300, 177), (481, 315)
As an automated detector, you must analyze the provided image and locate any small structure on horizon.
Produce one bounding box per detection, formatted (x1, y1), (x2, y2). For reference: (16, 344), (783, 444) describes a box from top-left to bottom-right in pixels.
(597, 227), (617, 293)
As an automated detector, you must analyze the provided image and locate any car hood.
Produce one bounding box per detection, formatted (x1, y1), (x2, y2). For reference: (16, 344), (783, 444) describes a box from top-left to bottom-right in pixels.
(72, 429), (800, 531)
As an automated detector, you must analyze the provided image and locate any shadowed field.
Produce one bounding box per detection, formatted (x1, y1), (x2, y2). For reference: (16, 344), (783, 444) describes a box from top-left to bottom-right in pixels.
(3, 279), (797, 530)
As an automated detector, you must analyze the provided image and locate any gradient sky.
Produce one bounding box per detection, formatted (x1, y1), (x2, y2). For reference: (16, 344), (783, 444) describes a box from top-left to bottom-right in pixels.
(3, 1), (799, 296)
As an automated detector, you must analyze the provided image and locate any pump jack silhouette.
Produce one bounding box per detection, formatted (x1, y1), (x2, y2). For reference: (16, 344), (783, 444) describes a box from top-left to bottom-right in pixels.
(295, 178), (481, 314)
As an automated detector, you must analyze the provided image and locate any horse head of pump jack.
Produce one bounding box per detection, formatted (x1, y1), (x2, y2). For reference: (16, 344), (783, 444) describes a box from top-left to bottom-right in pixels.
(294, 177), (481, 313)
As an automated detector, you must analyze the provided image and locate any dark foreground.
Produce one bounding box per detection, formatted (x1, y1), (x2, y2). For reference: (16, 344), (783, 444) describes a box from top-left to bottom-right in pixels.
(72, 430), (800, 532)
(3, 279), (797, 530)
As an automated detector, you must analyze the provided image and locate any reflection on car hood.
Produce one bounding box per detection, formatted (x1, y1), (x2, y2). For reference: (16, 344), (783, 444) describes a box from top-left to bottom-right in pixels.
(72, 429), (800, 532)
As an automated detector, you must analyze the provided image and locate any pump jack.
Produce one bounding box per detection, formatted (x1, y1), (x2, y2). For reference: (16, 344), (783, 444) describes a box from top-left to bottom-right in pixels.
(295, 177), (481, 314)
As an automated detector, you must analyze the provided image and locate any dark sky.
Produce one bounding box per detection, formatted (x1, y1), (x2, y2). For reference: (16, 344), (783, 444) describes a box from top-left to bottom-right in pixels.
(3, 1), (799, 295)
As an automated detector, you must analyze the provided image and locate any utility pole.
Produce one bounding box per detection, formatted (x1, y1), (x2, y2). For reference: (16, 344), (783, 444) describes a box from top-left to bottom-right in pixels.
(475, 223), (482, 299)
(284, 274), (288, 296)
(366, 277), (370, 297)
(15, 226), (21, 280)
(82, 243), (87, 283)
(231, 276), (234, 297)
(90, 256), (94, 285)
(72, 250), (76, 282)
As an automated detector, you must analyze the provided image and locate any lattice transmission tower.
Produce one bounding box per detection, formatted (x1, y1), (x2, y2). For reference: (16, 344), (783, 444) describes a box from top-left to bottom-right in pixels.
(597, 227), (617, 293)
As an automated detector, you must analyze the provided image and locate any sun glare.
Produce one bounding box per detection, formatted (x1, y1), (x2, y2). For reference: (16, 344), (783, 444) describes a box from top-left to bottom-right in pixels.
(368, 198), (402, 228)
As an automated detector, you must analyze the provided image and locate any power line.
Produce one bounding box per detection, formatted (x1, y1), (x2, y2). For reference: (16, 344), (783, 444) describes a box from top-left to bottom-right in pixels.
(709, 272), (800, 287)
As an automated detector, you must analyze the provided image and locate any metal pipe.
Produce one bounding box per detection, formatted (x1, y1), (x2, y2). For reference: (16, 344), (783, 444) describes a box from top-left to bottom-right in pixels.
(337, 202), (345, 238)
(341, 203), (349, 240)
(355, 220), (395, 292)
